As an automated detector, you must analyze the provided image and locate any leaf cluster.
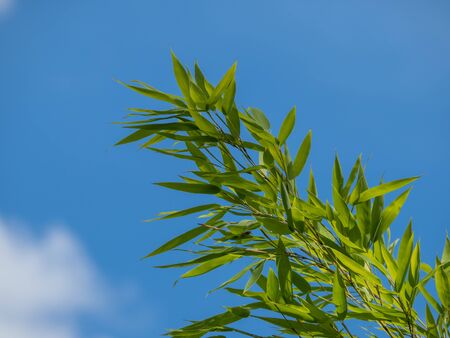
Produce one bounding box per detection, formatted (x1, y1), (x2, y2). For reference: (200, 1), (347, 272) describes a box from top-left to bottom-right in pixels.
(116, 53), (450, 337)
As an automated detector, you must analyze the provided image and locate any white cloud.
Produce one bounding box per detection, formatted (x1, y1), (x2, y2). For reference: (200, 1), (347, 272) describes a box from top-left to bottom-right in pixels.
(0, 217), (108, 338)
(0, 0), (14, 16)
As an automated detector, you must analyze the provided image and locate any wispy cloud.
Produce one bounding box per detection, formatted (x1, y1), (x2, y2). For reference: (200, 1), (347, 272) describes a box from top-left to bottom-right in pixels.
(0, 217), (108, 338)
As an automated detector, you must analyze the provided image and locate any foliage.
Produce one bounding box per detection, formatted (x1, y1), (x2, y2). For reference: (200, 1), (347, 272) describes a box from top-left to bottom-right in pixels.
(116, 53), (450, 337)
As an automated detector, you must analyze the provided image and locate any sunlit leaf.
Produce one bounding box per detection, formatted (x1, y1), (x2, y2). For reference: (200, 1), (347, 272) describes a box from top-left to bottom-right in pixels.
(182, 254), (239, 278)
(333, 270), (347, 319)
(278, 106), (296, 145)
(288, 130), (312, 179)
(356, 177), (419, 203)
(144, 225), (209, 258)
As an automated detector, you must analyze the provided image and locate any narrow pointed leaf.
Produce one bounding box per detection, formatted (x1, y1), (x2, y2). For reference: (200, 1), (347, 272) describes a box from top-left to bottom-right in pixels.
(356, 177), (419, 203)
(144, 225), (209, 258)
(373, 188), (411, 240)
(278, 106), (296, 145)
(155, 182), (220, 194)
(244, 260), (265, 292)
(266, 268), (280, 302)
(276, 238), (293, 302)
(182, 254), (239, 278)
(395, 221), (414, 290)
(208, 63), (237, 105)
(116, 129), (153, 145)
(289, 130), (312, 179)
(333, 270), (347, 319)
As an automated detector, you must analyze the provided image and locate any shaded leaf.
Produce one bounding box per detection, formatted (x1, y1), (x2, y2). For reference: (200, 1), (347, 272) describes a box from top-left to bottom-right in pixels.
(155, 182), (221, 194)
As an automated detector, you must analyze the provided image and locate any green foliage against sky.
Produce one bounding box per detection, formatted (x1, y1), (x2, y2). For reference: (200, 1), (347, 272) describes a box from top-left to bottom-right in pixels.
(116, 53), (450, 337)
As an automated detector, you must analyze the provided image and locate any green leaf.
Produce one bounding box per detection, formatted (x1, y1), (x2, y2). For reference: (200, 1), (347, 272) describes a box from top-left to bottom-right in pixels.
(118, 81), (186, 107)
(435, 257), (450, 308)
(115, 129), (153, 145)
(256, 216), (290, 235)
(181, 254), (239, 278)
(425, 304), (439, 337)
(395, 221), (414, 291)
(194, 62), (208, 94)
(144, 225), (209, 258)
(248, 107), (270, 130)
(156, 132), (217, 143)
(291, 272), (311, 293)
(308, 168), (318, 199)
(266, 268), (280, 302)
(333, 270), (347, 319)
(222, 80), (240, 136)
(332, 249), (381, 285)
(342, 155), (361, 198)
(280, 183), (295, 232)
(171, 51), (193, 106)
(332, 154), (344, 198)
(127, 122), (198, 132)
(442, 235), (450, 265)
(208, 63), (237, 105)
(210, 261), (261, 294)
(169, 306), (245, 334)
(155, 204), (220, 221)
(288, 130), (312, 179)
(189, 110), (219, 135)
(278, 106), (296, 145)
(244, 260), (265, 292)
(222, 80), (239, 114)
(356, 176), (419, 203)
(276, 238), (293, 302)
(408, 242), (421, 288)
(155, 182), (220, 194)
(373, 188), (411, 240)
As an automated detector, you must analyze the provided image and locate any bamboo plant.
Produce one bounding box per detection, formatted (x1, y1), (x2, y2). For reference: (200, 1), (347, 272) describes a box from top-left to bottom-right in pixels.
(116, 53), (450, 337)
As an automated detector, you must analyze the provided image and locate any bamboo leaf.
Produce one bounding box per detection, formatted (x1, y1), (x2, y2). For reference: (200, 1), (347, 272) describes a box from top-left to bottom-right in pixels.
(115, 129), (153, 145)
(395, 221), (414, 291)
(332, 249), (381, 285)
(155, 204), (220, 221)
(118, 81), (186, 107)
(144, 225), (209, 258)
(276, 238), (293, 302)
(181, 254), (239, 278)
(248, 107), (270, 130)
(435, 257), (450, 308)
(127, 122), (198, 131)
(278, 106), (296, 145)
(442, 235), (450, 265)
(292, 272), (311, 293)
(342, 155), (361, 198)
(425, 304), (439, 337)
(244, 260), (265, 292)
(356, 177), (419, 203)
(266, 268), (280, 302)
(256, 216), (290, 235)
(171, 51), (193, 105)
(155, 182), (220, 194)
(333, 270), (347, 319)
(210, 261), (261, 294)
(373, 188), (411, 240)
(189, 110), (219, 135)
(208, 63), (237, 105)
(288, 130), (312, 179)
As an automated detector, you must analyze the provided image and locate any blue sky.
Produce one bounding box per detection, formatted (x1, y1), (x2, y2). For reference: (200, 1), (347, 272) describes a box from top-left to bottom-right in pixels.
(0, 0), (449, 337)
